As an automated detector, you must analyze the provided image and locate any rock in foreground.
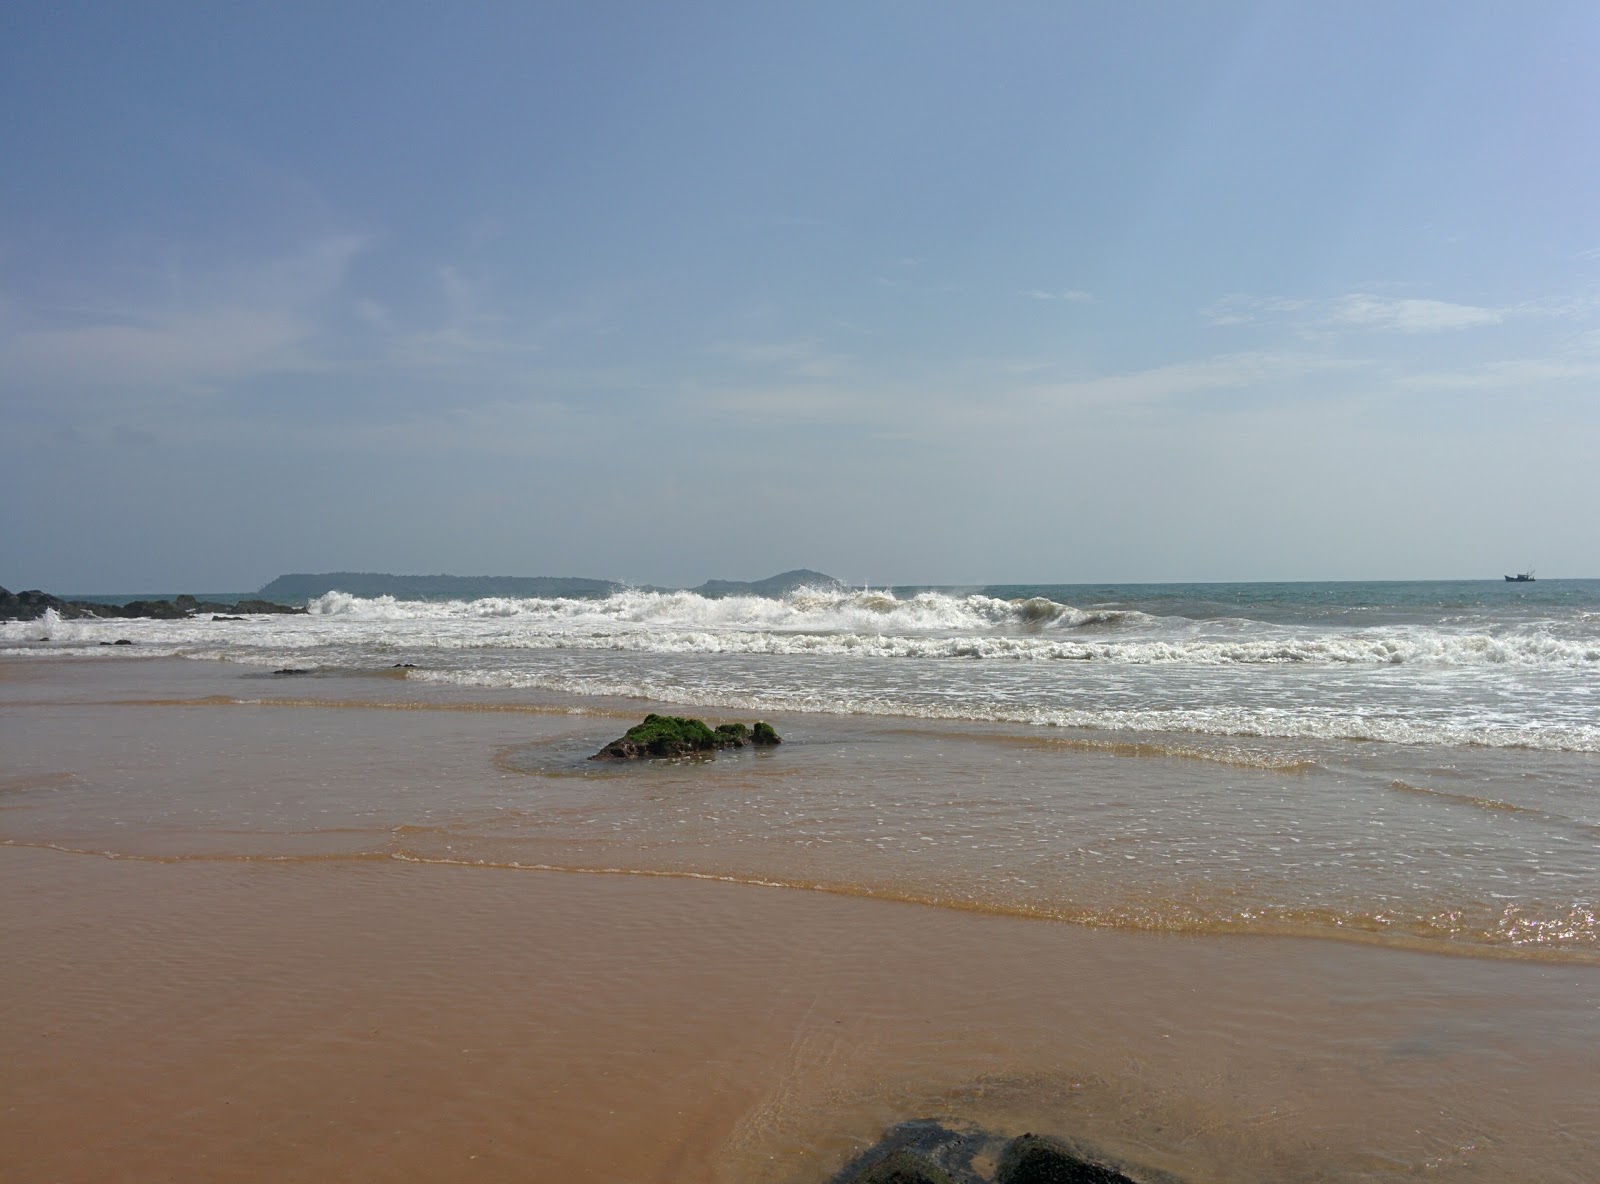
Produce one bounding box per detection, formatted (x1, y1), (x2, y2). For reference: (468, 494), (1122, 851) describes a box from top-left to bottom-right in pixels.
(833, 1121), (1153, 1184)
(590, 714), (781, 760)
(997, 1133), (1142, 1183)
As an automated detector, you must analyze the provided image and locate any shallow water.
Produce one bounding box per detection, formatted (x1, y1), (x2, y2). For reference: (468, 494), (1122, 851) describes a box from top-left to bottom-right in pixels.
(5, 658), (1595, 959)
(3, 651), (1599, 1181)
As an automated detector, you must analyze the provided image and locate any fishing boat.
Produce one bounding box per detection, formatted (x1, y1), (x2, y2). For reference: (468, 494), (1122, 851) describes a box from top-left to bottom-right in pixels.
(1504, 570), (1535, 582)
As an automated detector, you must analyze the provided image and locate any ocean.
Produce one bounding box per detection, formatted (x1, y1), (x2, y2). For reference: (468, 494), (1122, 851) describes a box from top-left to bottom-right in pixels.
(4, 578), (1599, 1181)
(5, 578), (1597, 960)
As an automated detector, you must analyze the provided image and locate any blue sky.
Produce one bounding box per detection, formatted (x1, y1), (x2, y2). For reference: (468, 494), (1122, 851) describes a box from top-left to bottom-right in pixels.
(4, 2), (1598, 591)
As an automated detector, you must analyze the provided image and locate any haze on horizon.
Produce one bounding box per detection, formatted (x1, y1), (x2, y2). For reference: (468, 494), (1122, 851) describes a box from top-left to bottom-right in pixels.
(4, 3), (1598, 594)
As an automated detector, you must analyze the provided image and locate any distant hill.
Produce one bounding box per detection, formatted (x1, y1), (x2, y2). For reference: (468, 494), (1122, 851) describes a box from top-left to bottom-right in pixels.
(256, 570), (844, 602)
(690, 569), (844, 598)
(256, 572), (622, 601)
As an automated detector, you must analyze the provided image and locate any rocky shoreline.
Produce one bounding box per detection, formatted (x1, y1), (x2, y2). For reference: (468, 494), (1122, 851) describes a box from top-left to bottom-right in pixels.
(0, 587), (305, 621)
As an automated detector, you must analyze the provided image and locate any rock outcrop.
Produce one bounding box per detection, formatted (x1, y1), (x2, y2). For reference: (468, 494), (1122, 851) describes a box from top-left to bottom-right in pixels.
(590, 714), (782, 760)
(0, 586), (305, 622)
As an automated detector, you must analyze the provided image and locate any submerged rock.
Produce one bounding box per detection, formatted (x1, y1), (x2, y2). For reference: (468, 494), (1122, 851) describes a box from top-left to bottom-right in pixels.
(835, 1123), (1155, 1184)
(590, 713), (782, 760)
(833, 1120), (986, 1184)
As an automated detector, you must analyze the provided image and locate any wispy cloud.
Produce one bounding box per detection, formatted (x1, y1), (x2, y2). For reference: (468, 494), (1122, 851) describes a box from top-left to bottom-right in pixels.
(687, 382), (870, 424)
(1204, 295), (1310, 327)
(358, 265), (550, 372)
(1026, 351), (1362, 410)
(1330, 294), (1503, 333)
(1208, 290), (1509, 334)
(1021, 288), (1094, 303)
(1399, 355), (1600, 391)
(704, 340), (852, 380)
(1, 235), (367, 394)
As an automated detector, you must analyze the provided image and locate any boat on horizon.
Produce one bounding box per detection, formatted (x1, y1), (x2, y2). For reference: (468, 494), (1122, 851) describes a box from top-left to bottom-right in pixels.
(1505, 570), (1536, 582)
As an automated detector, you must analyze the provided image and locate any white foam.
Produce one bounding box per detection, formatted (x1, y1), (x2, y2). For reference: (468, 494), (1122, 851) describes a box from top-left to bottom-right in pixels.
(8, 587), (1599, 751)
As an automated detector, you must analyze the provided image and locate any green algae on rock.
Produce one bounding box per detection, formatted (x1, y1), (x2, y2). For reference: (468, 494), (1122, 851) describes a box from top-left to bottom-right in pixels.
(590, 714), (782, 760)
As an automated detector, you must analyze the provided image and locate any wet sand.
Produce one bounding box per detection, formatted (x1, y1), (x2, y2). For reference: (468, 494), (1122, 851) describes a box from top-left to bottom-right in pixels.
(3, 659), (1599, 1182)
(5, 851), (1599, 1183)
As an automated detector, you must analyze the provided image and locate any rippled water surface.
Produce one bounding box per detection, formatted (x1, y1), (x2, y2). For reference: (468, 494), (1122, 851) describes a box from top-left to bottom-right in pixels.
(3, 637), (1596, 959)
(4, 630), (1599, 1182)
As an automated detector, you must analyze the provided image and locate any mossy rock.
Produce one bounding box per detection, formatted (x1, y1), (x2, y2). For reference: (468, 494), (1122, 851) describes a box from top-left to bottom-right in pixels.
(590, 714), (782, 760)
(592, 714), (718, 759)
(996, 1134), (1137, 1184)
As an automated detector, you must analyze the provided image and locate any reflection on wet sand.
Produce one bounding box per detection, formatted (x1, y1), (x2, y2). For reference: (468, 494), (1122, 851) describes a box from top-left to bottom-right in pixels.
(4, 846), (1598, 1184)
(2, 659), (1598, 1181)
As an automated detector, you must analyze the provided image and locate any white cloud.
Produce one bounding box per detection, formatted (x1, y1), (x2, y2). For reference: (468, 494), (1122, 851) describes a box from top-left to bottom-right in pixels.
(1208, 291), (1514, 334)
(1331, 294), (1503, 333)
(1022, 288), (1094, 303)
(1028, 351), (1360, 409)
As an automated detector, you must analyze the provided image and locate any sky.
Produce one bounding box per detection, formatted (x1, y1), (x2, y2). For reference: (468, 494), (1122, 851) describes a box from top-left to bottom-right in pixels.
(3, 1), (1599, 592)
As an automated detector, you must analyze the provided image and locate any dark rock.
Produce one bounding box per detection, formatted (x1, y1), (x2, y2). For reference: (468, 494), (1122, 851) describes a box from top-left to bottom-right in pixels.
(273, 668), (312, 676)
(211, 615), (245, 621)
(0, 588), (84, 621)
(996, 1134), (1138, 1184)
(590, 714), (783, 760)
(119, 599), (191, 619)
(751, 720), (782, 745)
(392, 662), (417, 669)
(230, 599), (307, 615)
(838, 1124), (1166, 1184)
(853, 1147), (960, 1184)
(0, 587), (308, 621)
(834, 1120), (986, 1184)
(98, 639), (135, 646)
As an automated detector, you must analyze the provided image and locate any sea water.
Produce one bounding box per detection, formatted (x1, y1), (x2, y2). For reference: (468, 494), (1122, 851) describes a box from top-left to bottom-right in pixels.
(4, 578), (1597, 960)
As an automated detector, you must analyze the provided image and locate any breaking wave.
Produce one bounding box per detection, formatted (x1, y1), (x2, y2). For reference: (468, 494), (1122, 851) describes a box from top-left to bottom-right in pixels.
(286, 588), (1600, 668)
(305, 586), (1155, 634)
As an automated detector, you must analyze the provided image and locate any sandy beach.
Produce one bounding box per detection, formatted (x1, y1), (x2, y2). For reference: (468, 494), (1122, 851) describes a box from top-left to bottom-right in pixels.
(10, 1), (1600, 1176)
(4, 657), (1598, 1183)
